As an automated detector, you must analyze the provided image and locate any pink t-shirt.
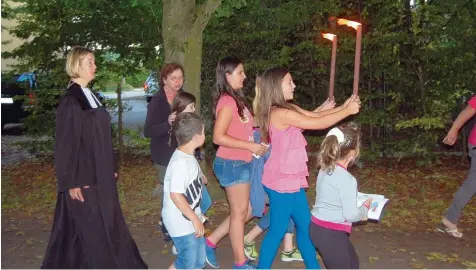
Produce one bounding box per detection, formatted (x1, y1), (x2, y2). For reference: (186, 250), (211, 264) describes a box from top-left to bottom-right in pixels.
(215, 95), (254, 162)
(468, 96), (476, 145)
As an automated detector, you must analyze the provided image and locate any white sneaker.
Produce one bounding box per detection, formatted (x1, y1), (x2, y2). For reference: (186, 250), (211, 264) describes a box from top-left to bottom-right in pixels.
(172, 245), (178, 255)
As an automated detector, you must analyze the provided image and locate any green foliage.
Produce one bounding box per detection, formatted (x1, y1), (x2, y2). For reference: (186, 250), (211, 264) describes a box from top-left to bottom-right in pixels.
(200, 0), (476, 160)
(4, 0), (476, 160)
(126, 69), (150, 88)
(395, 117), (445, 131)
(215, 0), (248, 18)
(110, 124), (150, 152)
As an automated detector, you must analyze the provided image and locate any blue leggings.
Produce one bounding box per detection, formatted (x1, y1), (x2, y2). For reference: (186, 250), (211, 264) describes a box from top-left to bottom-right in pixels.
(257, 210), (295, 234)
(258, 187), (320, 269)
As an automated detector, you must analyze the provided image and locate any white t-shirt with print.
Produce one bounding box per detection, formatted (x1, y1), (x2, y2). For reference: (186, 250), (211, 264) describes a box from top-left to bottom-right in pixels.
(162, 149), (203, 237)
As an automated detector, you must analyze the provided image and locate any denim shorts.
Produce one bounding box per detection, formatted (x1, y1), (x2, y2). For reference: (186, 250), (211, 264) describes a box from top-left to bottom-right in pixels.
(171, 233), (205, 269)
(213, 157), (252, 187)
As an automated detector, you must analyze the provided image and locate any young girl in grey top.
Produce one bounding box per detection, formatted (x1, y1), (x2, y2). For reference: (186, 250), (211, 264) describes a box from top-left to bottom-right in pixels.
(310, 122), (373, 269)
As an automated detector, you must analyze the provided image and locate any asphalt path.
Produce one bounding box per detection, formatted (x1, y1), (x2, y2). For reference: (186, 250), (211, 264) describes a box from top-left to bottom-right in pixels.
(110, 96), (148, 131)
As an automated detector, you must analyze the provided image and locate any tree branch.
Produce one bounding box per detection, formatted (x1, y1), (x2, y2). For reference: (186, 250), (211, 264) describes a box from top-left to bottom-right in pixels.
(193, 0), (222, 32)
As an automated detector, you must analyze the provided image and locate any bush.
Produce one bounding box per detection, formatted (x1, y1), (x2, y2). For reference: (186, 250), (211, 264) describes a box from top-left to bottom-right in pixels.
(126, 69), (150, 88)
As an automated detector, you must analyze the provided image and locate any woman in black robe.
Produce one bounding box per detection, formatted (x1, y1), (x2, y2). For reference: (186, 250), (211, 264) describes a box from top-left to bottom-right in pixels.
(41, 46), (148, 269)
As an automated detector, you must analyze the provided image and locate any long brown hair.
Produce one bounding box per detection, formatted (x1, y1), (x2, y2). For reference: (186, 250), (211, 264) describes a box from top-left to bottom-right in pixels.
(212, 56), (251, 120)
(255, 67), (296, 143)
(169, 92), (196, 146)
(318, 122), (361, 174)
(171, 92), (196, 114)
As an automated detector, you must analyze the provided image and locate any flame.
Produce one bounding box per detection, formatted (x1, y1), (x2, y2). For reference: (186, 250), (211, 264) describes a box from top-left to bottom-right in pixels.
(337, 19), (361, 30)
(322, 33), (336, 41)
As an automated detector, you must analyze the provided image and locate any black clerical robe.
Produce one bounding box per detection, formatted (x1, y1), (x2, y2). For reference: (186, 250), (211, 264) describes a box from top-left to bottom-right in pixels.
(41, 83), (147, 269)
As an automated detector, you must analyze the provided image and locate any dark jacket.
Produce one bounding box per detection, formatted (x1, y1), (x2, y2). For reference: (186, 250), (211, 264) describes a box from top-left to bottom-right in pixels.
(144, 89), (179, 165)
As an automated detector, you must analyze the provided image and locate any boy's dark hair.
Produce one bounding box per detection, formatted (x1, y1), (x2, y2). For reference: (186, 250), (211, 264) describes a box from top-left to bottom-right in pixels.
(171, 112), (204, 146)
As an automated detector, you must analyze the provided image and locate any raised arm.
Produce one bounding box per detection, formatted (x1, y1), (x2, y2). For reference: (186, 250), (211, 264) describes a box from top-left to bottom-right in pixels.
(276, 97), (360, 131)
(292, 104), (345, 118)
(292, 95), (359, 118)
(143, 97), (173, 138)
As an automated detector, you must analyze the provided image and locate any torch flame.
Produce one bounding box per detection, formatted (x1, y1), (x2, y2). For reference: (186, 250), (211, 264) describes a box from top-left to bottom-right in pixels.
(322, 33), (336, 41)
(337, 19), (361, 30)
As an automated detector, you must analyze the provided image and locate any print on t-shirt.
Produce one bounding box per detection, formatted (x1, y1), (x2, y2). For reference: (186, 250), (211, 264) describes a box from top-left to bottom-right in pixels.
(162, 150), (204, 237)
(183, 174), (202, 221)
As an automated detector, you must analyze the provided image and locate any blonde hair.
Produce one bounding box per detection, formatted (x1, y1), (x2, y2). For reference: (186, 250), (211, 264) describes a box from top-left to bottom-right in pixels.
(252, 75), (261, 113)
(318, 122), (361, 174)
(65, 46), (93, 78)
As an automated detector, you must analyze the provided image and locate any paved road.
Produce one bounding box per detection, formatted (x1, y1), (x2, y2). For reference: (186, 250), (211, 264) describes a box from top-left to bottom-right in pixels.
(110, 96), (148, 131)
(2, 216), (476, 269)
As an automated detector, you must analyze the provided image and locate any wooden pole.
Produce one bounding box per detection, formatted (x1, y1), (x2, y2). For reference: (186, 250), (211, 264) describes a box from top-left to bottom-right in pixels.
(353, 25), (362, 95)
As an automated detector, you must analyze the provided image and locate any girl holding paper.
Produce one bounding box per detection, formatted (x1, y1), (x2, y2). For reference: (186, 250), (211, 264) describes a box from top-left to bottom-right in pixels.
(310, 122), (372, 269)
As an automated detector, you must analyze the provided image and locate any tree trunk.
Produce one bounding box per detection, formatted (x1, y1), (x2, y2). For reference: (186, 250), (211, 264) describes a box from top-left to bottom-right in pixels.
(162, 0), (222, 196)
(162, 0), (222, 115)
(116, 76), (125, 166)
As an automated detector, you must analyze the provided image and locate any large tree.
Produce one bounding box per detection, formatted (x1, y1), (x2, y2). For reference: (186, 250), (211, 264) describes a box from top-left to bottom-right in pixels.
(161, 0), (247, 113)
(162, 0), (220, 114)
(2, 0), (247, 114)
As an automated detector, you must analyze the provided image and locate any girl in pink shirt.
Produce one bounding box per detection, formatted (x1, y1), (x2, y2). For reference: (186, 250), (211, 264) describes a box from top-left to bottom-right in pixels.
(204, 56), (268, 269)
(254, 67), (361, 269)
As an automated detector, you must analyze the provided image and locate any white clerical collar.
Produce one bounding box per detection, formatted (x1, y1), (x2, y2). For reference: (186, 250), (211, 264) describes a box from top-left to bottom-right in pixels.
(81, 87), (102, 108)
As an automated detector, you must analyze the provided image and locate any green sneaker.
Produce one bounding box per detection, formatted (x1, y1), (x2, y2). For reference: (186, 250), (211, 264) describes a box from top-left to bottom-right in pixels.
(244, 240), (258, 261)
(281, 247), (303, 262)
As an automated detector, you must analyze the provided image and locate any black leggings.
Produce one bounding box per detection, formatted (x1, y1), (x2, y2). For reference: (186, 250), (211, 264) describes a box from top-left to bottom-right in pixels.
(309, 222), (359, 269)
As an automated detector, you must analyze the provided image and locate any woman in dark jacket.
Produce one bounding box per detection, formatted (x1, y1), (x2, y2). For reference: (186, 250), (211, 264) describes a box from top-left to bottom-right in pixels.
(144, 63), (185, 242)
(144, 62), (185, 192)
(41, 46), (147, 269)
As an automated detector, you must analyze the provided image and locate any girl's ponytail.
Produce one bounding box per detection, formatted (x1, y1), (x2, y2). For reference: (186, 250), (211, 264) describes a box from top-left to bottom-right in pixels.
(318, 122), (361, 174)
(318, 135), (341, 174)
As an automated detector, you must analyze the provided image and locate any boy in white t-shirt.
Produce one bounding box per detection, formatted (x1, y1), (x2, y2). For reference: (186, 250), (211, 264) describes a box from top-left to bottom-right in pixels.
(162, 112), (207, 269)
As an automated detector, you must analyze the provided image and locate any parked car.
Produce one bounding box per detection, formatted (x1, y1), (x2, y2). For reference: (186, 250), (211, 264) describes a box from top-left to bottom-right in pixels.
(1, 72), (105, 130)
(144, 72), (159, 103)
(1, 73), (37, 130)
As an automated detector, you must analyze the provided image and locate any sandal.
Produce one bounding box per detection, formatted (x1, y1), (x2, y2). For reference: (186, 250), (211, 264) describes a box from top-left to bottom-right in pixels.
(436, 223), (463, 238)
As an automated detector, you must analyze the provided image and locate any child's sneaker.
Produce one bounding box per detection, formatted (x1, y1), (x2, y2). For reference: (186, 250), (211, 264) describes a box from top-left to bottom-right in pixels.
(172, 245), (177, 255)
(205, 244), (219, 268)
(244, 240), (258, 261)
(233, 260), (256, 269)
(281, 247), (303, 262)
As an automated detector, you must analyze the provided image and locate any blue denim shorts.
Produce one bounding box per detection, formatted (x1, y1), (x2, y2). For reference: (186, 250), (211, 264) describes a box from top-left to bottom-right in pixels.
(171, 233), (205, 269)
(213, 157), (252, 187)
